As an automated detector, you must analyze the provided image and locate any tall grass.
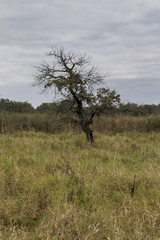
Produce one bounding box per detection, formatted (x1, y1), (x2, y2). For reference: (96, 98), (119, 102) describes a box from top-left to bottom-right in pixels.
(0, 112), (76, 134)
(1, 112), (160, 134)
(0, 131), (159, 239)
(94, 115), (160, 133)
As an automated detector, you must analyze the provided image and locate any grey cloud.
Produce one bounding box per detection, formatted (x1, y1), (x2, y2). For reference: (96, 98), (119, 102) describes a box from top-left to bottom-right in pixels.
(0, 0), (160, 105)
(141, 9), (160, 25)
(108, 78), (160, 104)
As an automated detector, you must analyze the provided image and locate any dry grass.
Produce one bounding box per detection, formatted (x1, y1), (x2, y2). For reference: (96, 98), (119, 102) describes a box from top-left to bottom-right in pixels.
(0, 131), (159, 239)
(1, 112), (160, 134)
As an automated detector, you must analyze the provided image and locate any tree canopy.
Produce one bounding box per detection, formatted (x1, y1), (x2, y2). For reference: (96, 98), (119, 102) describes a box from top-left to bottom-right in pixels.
(33, 47), (120, 141)
(0, 98), (34, 113)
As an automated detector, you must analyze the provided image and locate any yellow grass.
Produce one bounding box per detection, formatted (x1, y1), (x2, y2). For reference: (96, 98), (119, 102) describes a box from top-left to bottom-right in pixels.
(0, 131), (159, 239)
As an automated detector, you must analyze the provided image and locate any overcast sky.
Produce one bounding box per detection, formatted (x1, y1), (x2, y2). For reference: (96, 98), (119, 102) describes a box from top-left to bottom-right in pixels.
(0, 0), (160, 107)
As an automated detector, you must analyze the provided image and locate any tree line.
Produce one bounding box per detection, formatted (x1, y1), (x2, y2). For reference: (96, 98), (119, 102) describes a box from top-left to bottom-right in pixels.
(0, 98), (160, 116)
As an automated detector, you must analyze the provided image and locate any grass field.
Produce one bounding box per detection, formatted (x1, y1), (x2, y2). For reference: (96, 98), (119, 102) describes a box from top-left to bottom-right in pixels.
(0, 131), (159, 239)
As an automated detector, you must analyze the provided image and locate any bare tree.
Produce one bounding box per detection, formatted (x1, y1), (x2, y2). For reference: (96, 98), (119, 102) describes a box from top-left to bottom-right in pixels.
(33, 47), (120, 142)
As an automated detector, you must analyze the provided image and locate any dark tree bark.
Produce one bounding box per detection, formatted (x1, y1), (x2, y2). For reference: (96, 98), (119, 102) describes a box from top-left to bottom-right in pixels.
(83, 124), (94, 142)
(79, 119), (94, 142)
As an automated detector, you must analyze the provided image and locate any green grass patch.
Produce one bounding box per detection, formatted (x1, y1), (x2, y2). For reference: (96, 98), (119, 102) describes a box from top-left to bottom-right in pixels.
(0, 131), (159, 239)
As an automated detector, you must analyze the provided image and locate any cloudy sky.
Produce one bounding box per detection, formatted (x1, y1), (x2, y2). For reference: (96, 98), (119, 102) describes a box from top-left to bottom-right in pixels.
(0, 0), (160, 107)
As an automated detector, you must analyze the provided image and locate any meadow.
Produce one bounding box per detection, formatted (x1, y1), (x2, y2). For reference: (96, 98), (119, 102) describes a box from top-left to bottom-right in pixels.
(0, 130), (159, 239)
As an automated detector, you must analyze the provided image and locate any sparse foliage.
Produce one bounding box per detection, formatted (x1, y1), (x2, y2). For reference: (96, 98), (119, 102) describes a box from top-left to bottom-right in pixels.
(33, 47), (120, 141)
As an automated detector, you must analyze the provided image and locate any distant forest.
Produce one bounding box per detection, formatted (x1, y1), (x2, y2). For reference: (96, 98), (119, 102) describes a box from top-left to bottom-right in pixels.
(0, 98), (160, 116)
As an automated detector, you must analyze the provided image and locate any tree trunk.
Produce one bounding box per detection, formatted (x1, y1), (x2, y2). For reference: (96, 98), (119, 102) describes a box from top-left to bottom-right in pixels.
(81, 123), (94, 142)
(86, 129), (94, 142)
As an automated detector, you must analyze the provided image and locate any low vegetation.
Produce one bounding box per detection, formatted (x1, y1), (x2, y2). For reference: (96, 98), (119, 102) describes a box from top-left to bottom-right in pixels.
(0, 97), (160, 239)
(0, 131), (159, 239)
(1, 112), (160, 134)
